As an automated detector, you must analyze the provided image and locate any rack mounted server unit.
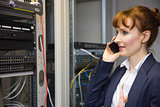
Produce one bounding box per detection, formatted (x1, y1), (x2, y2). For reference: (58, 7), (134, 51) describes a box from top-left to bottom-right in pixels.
(74, 42), (106, 71)
(0, 20), (36, 74)
(0, 0), (43, 19)
(0, 0), (42, 74)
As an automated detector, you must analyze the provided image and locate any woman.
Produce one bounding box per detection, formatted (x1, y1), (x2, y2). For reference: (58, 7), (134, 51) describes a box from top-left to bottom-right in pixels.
(85, 6), (160, 107)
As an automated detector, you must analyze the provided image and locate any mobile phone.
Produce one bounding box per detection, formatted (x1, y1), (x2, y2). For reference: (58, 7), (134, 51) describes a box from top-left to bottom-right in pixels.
(109, 42), (119, 53)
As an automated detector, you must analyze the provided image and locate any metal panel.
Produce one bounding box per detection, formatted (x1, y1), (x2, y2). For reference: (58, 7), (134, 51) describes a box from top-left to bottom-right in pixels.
(54, 0), (70, 106)
(36, 0), (46, 106)
(102, 0), (107, 44)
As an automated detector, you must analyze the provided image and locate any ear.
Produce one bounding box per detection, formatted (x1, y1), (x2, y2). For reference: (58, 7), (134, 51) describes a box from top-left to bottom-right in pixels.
(141, 30), (151, 43)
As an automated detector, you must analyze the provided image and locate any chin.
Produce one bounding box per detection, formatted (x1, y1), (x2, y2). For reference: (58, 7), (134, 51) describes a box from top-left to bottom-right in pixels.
(120, 52), (129, 57)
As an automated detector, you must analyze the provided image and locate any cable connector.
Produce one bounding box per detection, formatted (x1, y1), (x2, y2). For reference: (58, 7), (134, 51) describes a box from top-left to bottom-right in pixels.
(80, 102), (85, 106)
(9, 0), (15, 7)
(30, 1), (40, 6)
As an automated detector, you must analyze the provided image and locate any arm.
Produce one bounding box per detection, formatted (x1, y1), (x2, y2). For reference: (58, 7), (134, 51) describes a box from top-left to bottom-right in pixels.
(85, 39), (120, 107)
(150, 73), (160, 107)
(84, 59), (114, 107)
(150, 90), (160, 107)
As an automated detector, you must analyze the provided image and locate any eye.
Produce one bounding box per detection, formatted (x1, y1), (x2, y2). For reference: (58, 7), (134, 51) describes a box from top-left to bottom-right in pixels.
(116, 30), (118, 35)
(122, 30), (128, 35)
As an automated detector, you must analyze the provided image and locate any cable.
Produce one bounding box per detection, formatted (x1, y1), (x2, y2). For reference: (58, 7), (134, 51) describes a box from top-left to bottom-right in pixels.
(70, 63), (91, 89)
(41, 15), (48, 107)
(5, 101), (25, 107)
(11, 101), (25, 107)
(41, 16), (54, 107)
(70, 48), (100, 106)
(70, 48), (100, 89)
(84, 72), (90, 79)
(82, 84), (88, 86)
(3, 77), (22, 99)
(5, 77), (22, 92)
(80, 48), (100, 60)
(78, 73), (85, 107)
(5, 76), (26, 100)
(89, 71), (92, 80)
(48, 86), (54, 107)
(71, 66), (93, 106)
(4, 103), (22, 107)
(70, 60), (97, 89)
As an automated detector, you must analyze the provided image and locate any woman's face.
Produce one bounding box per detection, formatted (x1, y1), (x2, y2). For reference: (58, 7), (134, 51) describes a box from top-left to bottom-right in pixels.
(114, 19), (144, 57)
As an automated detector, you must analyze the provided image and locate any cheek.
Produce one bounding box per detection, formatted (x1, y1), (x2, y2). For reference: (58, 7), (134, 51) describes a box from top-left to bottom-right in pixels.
(124, 37), (139, 45)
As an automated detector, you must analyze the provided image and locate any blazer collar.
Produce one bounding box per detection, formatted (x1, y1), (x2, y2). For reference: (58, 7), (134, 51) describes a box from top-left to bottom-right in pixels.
(125, 53), (156, 107)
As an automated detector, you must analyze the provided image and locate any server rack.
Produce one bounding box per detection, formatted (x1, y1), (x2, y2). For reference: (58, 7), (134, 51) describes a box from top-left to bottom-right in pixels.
(0, 0), (46, 106)
(71, 42), (105, 107)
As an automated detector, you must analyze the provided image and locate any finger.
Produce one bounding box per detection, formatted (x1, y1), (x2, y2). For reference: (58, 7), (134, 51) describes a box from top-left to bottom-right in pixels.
(117, 99), (124, 107)
(107, 42), (111, 47)
(124, 96), (128, 103)
(121, 90), (124, 99)
(111, 36), (117, 41)
(114, 52), (121, 57)
(120, 90), (124, 99)
(106, 42), (112, 52)
(119, 90), (122, 99)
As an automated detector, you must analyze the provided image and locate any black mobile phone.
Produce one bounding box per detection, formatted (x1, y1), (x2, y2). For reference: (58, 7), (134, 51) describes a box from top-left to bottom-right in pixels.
(109, 42), (119, 53)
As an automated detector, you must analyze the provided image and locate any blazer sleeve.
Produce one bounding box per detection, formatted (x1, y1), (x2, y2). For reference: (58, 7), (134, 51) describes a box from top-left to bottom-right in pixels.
(150, 70), (160, 107)
(150, 88), (160, 107)
(84, 59), (114, 107)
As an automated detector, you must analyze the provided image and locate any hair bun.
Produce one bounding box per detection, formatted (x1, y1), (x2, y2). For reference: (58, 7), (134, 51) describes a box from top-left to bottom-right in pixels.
(153, 8), (159, 14)
(152, 8), (160, 26)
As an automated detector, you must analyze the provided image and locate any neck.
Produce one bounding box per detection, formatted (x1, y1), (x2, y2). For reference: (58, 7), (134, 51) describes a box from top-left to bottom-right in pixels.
(128, 48), (148, 71)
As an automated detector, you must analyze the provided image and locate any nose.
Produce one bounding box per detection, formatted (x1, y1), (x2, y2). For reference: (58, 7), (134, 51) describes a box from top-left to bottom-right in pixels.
(114, 34), (121, 44)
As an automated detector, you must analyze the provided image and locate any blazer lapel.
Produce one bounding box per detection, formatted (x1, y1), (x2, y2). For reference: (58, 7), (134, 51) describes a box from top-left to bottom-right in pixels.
(104, 66), (127, 106)
(125, 68), (147, 107)
(125, 54), (156, 107)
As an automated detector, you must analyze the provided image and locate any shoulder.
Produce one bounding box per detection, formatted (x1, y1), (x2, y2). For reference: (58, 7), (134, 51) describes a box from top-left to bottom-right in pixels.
(142, 53), (160, 75)
(146, 60), (160, 90)
(141, 54), (160, 83)
(152, 61), (160, 70)
(148, 62), (160, 101)
(148, 61), (160, 77)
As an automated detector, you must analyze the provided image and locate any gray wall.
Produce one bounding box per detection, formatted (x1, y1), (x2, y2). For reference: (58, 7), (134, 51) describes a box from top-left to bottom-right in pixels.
(75, 0), (114, 43)
(116, 0), (160, 12)
(75, 1), (102, 43)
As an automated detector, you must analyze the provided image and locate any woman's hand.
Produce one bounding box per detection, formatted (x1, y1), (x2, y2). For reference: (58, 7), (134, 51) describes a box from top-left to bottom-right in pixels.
(102, 36), (120, 62)
(117, 90), (128, 107)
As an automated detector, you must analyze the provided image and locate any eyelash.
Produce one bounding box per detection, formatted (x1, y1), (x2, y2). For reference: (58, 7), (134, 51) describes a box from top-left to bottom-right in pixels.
(116, 31), (118, 35)
(122, 30), (128, 35)
(116, 30), (128, 36)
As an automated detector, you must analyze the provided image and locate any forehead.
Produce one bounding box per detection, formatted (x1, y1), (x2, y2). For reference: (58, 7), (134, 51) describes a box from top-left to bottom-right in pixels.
(112, 10), (136, 30)
(117, 17), (134, 29)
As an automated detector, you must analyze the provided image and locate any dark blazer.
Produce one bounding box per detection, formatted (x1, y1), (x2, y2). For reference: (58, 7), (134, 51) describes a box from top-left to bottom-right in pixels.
(85, 54), (160, 107)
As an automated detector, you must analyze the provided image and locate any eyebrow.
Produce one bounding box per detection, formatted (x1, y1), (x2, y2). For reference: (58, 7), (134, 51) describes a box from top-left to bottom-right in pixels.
(117, 28), (129, 31)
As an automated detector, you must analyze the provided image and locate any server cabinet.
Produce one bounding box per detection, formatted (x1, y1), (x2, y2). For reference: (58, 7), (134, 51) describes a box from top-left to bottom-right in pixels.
(0, 0), (46, 106)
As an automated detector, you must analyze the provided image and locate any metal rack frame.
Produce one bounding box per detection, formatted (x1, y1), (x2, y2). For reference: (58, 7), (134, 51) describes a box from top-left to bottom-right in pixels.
(0, 0), (46, 106)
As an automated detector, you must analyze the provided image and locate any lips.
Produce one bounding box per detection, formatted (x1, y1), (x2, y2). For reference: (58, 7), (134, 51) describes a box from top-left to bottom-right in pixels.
(119, 46), (125, 50)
